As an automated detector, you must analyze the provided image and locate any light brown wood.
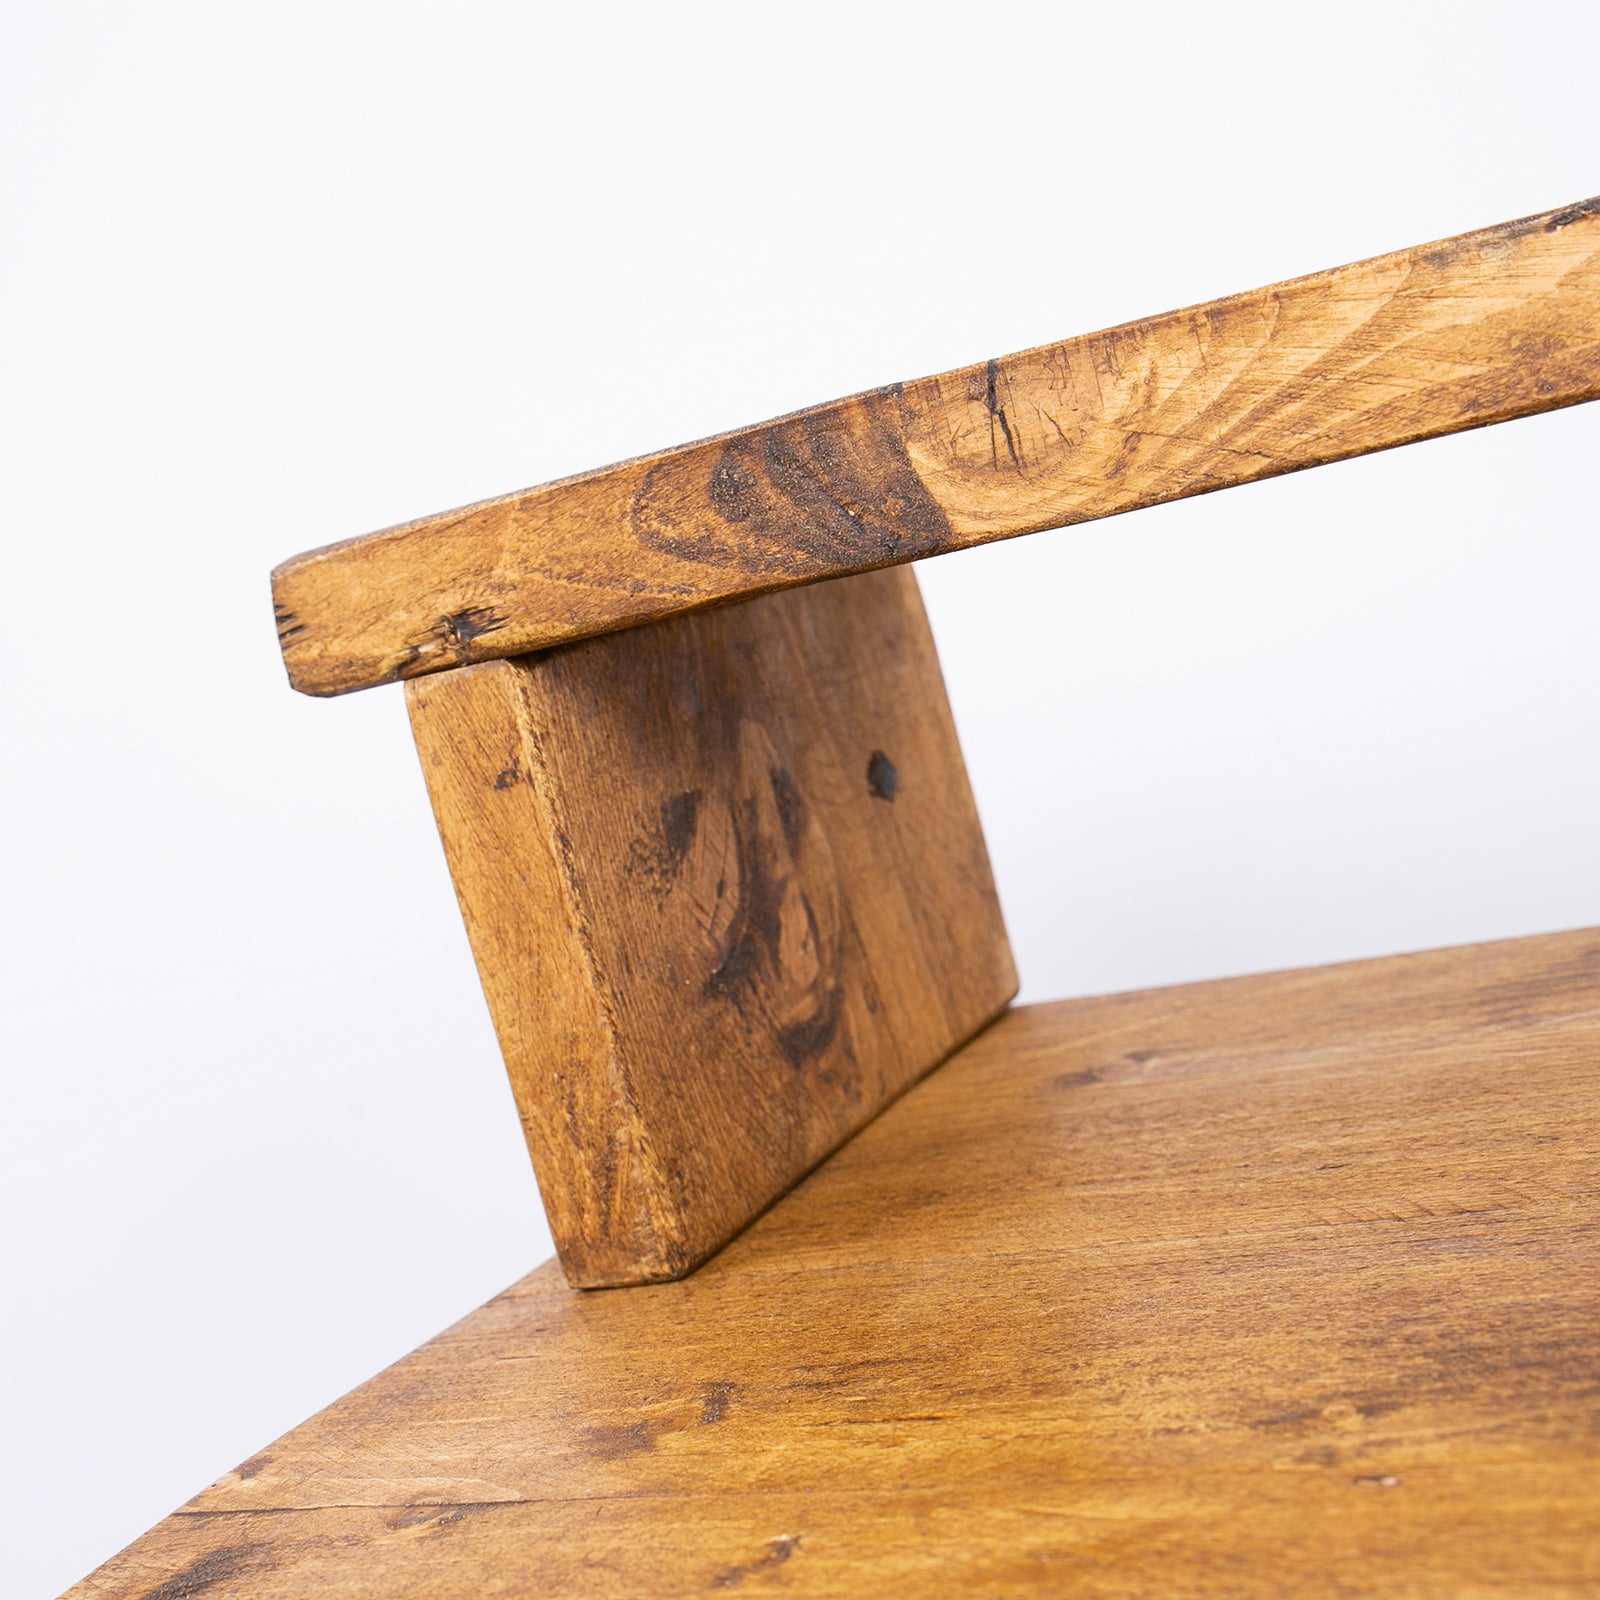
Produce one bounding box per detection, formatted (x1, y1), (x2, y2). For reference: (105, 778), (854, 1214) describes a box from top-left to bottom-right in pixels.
(273, 197), (1600, 697)
(71, 927), (1600, 1596)
(405, 566), (1015, 1286)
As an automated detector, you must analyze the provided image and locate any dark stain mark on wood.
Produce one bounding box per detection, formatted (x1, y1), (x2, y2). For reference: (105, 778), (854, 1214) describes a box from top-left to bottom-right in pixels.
(702, 809), (784, 1003)
(626, 790), (702, 893)
(583, 1419), (657, 1460)
(697, 730), (844, 1073)
(631, 390), (952, 572)
(1249, 1407), (1322, 1431)
(493, 761), (520, 790)
(392, 607), (513, 683)
(832, 1414), (955, 1426)
(384, 1501), (500, 1531)
(1542, 195), (1600, 232)
(711, 1534), (800, 1588)
(1052, 1067), (1101, 1090)
(700, 1381), (733, 1425)
(233, 1453), (271, 1481)
(700, 810), (843, 1070)
(778, 983), (842, 1070)
(985, 357), (1020, 468)
(661, 790), (701, 868)
(383, 642), (425, 685)
(137, 1543), (267, 1600)
(441, 607), (507, 648)
(430, 1502), (499, 1529)
(386, 1504), (444, 1530)
(768, 768), (803, 845)
(866, 750), (897, 801)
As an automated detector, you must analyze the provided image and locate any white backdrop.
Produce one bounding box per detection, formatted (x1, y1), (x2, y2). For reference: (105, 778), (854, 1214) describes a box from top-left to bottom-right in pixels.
(4, 3), (1597, 1592)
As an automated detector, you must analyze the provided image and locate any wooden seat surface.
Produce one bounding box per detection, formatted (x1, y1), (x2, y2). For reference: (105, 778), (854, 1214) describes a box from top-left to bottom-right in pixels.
(75, 928), (1600, 1597)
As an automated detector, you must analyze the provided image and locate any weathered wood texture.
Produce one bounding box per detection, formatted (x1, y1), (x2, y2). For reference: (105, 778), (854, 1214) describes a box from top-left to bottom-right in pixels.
(274, 197), (1600, 696)
(72, 928), (1600, 1596)
(405, 566), (1015, 1287)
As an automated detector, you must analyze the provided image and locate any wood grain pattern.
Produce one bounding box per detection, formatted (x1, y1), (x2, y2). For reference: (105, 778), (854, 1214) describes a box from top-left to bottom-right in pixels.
(273, 197), (1600, 696)
(71, 927), (1600, 1596)
(405, 566), (1015, 1286)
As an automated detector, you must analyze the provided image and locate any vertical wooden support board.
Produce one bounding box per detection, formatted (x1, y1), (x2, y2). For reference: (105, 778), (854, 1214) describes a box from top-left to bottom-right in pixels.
(406, 566), (1016, 1286)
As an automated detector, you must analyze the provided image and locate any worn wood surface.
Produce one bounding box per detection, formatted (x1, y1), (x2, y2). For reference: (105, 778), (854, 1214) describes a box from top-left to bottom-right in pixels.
(405, 566), (1015, 1286)
(273, 197), (1600, 696)
(74, 927), (1600, 1596)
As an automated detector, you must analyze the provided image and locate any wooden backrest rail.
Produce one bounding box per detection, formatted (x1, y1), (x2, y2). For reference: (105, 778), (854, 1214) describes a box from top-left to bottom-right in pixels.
(276, 197), (1600, 700)
(274, 199), (1600, 1288)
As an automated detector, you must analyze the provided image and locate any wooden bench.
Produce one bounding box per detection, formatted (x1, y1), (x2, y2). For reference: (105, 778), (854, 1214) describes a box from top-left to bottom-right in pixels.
(72, 197), (1600, 1596)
